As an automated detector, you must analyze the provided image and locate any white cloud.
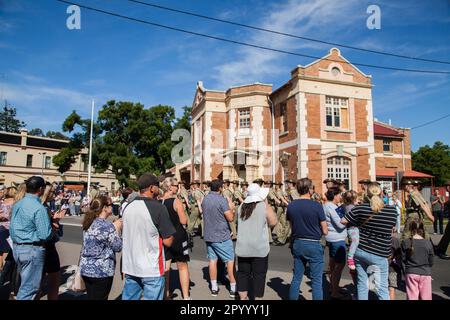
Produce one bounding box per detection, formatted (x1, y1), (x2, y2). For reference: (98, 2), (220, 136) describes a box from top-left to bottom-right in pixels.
(212, 0), (362, 88)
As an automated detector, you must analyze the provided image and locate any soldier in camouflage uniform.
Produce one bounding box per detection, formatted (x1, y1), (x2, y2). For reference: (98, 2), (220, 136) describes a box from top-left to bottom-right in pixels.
(359, 179), (372, 204)
(188, 180), (204, 236)
(402, 180), (434, 240)
(178, 180), (191, 227)
(273, 182), (291, 245)
(222, 179), (237, 240)
(285, 179), (299, 201)
(241, 181), (249, 198)
(264, 181), (277, 244)
(322, 178), (338, 202)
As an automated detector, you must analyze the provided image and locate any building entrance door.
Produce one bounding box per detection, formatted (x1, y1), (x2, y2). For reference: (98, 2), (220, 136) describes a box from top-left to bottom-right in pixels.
(237, 164), (246, 181)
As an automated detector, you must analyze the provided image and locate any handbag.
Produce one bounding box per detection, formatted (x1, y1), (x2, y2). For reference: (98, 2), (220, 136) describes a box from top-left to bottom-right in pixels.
(67, 239), (86, 292)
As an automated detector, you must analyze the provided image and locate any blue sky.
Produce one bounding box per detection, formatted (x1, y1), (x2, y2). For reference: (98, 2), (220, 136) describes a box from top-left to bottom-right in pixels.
(1, 0), (449, 150)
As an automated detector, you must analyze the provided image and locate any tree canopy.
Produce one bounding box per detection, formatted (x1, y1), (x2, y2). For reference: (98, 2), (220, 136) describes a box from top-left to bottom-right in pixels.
(412, 141), (450, 186)
(0, 104), (26, 133)
(54, 101), (192, 186)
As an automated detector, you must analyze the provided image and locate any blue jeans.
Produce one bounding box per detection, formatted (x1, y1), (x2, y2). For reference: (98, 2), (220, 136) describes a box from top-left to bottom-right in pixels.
(289, 239), (324, 300)
(354, 248), (389, 300)
(122, 274), (165, 300)
(12, 244), (46, 300)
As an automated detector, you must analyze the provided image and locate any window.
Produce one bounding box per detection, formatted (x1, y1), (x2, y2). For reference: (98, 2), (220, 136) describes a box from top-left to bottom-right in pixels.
(383, 139), (392, 152)
(325, 96), (348, 129)
(111, 182), (116, 191)
(26, 154), (33, 167)
(327, 156), (351, 189)
(0, 152), (6, 165)
(45, 156), (51, 169)
(331, 67), (341, 77)
(239, 108), (251, 128)
(280, 103), (287, 132)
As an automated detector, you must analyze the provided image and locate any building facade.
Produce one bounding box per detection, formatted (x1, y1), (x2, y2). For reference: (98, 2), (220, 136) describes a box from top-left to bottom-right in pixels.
(0, 129), (118, 190)
(189, 48), (415, 193)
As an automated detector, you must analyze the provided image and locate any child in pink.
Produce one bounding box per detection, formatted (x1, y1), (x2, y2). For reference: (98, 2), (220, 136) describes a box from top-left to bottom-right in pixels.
(401, 221), (434, 300)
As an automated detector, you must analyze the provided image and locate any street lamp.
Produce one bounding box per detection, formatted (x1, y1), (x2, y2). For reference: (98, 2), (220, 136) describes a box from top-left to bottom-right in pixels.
(39, 152), (47, 177)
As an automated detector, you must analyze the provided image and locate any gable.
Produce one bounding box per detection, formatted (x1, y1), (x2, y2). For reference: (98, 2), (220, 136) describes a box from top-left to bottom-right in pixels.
(301, 48), (371, 86)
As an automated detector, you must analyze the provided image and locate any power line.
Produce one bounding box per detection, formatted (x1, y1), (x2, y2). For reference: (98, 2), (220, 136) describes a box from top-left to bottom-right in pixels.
(126, 0), (450, 66)
(410, 113), (450, 130)
(55, 0), (450, 75)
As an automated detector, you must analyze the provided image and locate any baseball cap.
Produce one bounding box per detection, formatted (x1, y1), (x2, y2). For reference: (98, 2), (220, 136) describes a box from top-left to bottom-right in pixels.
(137, 173), (159, 190)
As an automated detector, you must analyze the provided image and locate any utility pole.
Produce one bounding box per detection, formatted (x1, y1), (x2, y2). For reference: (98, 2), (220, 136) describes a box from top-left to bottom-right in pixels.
(87, 100), (94, 196)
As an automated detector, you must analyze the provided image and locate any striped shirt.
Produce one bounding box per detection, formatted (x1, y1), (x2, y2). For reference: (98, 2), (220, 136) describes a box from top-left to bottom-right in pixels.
(345, 203), (397, 258)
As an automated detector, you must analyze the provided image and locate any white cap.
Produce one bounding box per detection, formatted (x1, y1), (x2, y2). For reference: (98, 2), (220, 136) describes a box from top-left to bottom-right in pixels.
(243, 183), (269, 204)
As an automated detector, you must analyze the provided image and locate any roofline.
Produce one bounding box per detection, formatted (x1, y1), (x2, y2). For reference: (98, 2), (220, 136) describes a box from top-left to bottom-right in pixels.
(0, 130), (69, 143)
(302, 47), (371, 78)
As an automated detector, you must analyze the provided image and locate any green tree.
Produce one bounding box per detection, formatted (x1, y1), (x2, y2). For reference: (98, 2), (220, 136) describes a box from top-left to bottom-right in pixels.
(174, 106), (192, 132)
(29, 128), (44, 136)
(412, 141), (450, 186)
(46, 131), (69, 140)
(53, 110), (98, 174)
(94, 101), (176, 185)
(0, 104), (26, 133)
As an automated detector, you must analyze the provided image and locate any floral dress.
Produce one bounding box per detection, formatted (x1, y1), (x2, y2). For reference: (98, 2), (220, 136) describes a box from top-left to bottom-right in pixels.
(80, 218), (122, 278)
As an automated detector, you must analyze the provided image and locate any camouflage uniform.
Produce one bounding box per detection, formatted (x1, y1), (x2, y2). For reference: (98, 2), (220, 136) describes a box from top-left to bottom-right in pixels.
(267, 187), (279, 243)
(178, 187), (190, 228)
(223, 187), (236, 240)
(274, 188), (291, 244)
(188, 188), (204, 235)
(402, 189), (431, 240)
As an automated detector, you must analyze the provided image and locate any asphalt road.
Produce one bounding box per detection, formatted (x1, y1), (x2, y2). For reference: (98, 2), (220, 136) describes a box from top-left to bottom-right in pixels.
(59, 217), (450, 300)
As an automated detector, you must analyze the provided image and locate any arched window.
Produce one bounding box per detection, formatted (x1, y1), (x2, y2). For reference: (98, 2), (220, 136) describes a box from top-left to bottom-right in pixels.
(327, 156), (351, 189)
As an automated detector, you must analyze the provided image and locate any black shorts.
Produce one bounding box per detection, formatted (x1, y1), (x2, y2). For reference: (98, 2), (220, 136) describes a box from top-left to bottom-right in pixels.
(44, 243), (61, 274)
(164, 230), (190, 263)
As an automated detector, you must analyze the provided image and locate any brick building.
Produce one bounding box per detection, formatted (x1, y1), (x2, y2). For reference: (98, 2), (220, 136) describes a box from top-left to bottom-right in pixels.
(0, 129), (118, 190)
(189, 48), (420, 193)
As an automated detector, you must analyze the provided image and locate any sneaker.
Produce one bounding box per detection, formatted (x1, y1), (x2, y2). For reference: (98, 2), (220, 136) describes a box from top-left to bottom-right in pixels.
(229, 290), (237, 299)
(347, 258), (356, 270)
(211, 288), (219, 297)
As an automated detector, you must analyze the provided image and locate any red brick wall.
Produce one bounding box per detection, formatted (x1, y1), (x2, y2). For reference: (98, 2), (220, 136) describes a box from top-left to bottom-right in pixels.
(305, 93), (321, 139)
(355, 99), (368, 141)
(357, 147), (370, 182)
(326, 131), (352, 141)
(307, 145), (323, 194)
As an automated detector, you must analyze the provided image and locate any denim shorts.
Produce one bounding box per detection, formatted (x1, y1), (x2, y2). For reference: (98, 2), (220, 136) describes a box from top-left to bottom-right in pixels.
(328, 240), (347, 264)
(206, 240), (235, 263)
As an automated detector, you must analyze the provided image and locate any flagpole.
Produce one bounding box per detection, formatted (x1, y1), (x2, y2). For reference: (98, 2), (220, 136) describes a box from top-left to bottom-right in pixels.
(87, 99), (94, 196)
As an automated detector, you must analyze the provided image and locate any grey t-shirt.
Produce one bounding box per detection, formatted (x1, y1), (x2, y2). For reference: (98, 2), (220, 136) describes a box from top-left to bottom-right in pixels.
(201, 192), (231, 243)
(430, 195), (442, 212)
(235, 202), (270, 258)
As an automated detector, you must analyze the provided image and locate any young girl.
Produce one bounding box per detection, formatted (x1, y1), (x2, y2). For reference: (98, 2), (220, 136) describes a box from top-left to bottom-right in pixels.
(401, 221), (434, 300)
(341, 191), (359, 270)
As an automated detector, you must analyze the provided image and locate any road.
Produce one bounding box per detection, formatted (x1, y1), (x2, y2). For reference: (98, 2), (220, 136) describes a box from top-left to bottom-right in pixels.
(58, 216), (450, 300)
(1, 216), (448, 300)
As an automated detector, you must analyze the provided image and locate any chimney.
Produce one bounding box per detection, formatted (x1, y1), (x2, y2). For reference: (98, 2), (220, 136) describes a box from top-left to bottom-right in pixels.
(20, 128), (28, 147)
(389, 119), (392, 126)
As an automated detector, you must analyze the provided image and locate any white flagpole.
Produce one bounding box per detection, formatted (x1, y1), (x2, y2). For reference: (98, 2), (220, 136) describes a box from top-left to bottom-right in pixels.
(87, 99), (94, 196)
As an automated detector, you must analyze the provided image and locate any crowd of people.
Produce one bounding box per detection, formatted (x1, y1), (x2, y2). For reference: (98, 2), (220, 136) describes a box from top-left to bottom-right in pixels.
(0, 173), (449, 301)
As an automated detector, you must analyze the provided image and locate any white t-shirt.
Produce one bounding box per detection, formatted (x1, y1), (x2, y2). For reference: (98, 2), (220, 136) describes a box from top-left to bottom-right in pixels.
(122, 196), (175, 278)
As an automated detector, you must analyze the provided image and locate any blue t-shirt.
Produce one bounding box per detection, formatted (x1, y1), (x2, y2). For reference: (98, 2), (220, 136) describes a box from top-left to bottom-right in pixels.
(201, 191), (231, 243)
(287, 199), (326, 241)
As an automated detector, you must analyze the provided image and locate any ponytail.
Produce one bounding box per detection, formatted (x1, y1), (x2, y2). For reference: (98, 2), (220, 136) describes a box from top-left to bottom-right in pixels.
(367, 183), (384, 213)
(406, 220), (425, 258)
(82, 195), (109, 231)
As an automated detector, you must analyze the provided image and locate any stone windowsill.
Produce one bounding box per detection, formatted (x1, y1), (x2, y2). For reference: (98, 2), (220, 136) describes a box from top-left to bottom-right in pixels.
(383, 152), (394, 156)
(279, 131), (289, 137)
(325, 127), (352, 134)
